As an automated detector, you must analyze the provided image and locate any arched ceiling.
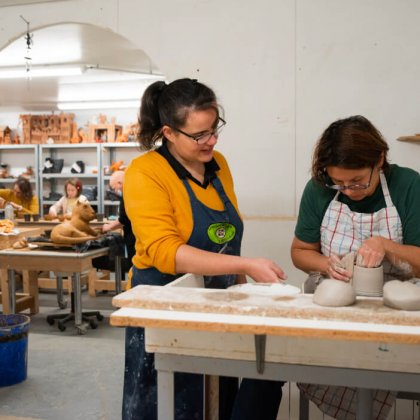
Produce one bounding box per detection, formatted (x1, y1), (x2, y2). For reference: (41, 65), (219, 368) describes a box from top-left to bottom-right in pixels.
(0, 23), (164, 111)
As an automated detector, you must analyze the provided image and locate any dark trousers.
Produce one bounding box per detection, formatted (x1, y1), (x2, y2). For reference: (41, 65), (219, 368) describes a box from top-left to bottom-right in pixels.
(231, 378), (284, 420)
(122, 326), (240, 420)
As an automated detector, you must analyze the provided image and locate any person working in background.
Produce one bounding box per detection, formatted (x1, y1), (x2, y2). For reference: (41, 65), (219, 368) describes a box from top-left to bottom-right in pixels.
(101, 170), (135, 265)
(291, 115), (420, 419)
(123, 78), (286, 420)
(48, 178), (87, 218)
(0, 176), (39, 217)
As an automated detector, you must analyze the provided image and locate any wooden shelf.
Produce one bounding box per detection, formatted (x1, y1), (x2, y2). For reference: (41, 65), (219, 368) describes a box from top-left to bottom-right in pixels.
(397, 135), (420, 143)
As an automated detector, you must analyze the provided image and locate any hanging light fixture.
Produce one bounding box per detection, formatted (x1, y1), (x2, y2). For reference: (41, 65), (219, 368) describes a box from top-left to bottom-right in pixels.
(20, 15), (33, 77)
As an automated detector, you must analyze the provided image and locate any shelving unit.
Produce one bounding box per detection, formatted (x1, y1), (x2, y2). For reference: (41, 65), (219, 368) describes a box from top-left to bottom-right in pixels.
(100, 142), (140, 217)
(39, 143), (101, 216)
(0, 143), (140, 217)
(0, 144), (39, 200)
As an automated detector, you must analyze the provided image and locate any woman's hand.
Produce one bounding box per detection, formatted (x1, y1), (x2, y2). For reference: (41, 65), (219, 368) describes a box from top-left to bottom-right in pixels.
(245, 258), (287, 283)
(0, 197), (5, 208)
(10, 202), (23, 212)
(357, 237), (385, 268)
(326, 254), (351, 281)
(102, 223), (113, 233)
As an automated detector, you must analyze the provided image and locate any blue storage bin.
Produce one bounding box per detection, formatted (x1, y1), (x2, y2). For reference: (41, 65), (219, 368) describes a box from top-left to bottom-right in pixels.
(0, 314), (30, 387)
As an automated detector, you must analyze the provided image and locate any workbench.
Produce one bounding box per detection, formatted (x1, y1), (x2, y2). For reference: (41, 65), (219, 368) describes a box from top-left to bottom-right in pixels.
(0, 226), (44, 312)
(0, 247), (122, 333)
(15, 219), (126, 297)
(111, 275), (420, 420)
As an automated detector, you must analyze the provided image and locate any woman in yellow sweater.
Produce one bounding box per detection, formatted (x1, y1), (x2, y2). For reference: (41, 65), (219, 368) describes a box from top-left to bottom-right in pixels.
(0, 176), (39, 217)
(123, 78), (286, 420)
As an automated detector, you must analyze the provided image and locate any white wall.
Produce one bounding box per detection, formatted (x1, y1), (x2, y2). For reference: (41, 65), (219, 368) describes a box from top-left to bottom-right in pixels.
(0, 0), (419, 285)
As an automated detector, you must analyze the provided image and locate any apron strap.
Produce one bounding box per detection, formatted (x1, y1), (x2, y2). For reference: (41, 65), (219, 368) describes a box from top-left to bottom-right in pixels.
(379, 170), (394, 208)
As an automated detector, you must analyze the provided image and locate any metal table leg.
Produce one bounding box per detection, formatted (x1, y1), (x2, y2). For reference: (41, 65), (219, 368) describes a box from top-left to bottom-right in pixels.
(356, 388), (373, 420)
(255, 334), (266, 374)
(157, 369), (174, 420)
(72, 272), (82, 326)
(56, 274), (67, 309)
(114, 255), (122, 295)
(7, 269), (16, 313)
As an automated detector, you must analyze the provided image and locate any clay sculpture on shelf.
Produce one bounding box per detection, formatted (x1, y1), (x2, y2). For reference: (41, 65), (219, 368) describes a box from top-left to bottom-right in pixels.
(50, 200), (100, 244)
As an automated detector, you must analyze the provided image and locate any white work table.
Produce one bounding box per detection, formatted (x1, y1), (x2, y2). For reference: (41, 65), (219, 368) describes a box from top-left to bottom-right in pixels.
(110, 275), (420, 419)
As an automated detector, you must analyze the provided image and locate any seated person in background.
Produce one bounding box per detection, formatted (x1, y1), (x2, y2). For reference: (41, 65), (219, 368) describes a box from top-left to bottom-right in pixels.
(48, 178), (88, 218)
(0, 176), (39, 217)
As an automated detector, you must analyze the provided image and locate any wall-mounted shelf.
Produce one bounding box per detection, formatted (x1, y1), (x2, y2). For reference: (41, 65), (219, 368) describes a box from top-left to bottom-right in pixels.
(397, 135), (420, 143)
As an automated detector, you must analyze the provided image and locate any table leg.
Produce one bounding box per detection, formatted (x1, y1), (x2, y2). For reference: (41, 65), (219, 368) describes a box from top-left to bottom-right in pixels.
(157, 369), (174, 420)
(114, 255), (122, 295)
(8, 269), (16, 314)
(356, 388), (373, 420)
(72, 273), (82, 326)
(56, 275), (67, 309)
(24, 270), (39, 314)
(0, 268), (10, 313)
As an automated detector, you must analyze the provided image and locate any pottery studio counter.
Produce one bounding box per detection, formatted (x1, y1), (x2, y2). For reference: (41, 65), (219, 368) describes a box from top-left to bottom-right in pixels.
(111, 274), (420, 420)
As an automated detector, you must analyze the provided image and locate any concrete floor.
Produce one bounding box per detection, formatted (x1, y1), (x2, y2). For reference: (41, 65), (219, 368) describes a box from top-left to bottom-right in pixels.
(0, 290), (125, 420)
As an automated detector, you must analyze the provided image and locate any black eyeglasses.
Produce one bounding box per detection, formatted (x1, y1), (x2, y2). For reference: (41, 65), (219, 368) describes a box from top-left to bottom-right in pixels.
(325, 167), (374, 191)
(171, 117), (226, 145)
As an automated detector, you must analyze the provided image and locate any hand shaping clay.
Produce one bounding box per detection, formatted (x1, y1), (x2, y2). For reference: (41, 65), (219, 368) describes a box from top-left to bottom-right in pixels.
(339, 251), (355, 278)
(383, 280), (420, 311)
(313, 279), (356, 307)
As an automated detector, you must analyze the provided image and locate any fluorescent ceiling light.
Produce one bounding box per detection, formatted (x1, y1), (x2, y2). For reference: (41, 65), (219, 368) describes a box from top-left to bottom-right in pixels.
(85, 65), (165, 81)
(57, 80), (145, 102)
(0, 65), (84, 79)
(57, 100), (140, 110)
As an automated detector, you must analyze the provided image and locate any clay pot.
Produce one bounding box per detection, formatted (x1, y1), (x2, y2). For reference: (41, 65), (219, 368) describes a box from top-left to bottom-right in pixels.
(352, 265), (384, 297)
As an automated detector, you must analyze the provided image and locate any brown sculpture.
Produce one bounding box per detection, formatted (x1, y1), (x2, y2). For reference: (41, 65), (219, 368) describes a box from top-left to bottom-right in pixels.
(50, 200), (100, 244)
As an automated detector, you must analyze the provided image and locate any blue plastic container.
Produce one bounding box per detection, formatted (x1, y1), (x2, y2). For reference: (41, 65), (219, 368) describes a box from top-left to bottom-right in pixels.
(0, 314), (30, 387)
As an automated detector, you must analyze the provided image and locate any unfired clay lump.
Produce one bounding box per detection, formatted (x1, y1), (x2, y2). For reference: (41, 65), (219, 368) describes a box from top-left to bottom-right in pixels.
(383, 280), (420, 311)
(313, 279), (356, 307)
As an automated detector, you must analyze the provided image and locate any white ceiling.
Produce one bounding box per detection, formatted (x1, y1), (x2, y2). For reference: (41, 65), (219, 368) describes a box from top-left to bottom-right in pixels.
(0, 22), (164, 111)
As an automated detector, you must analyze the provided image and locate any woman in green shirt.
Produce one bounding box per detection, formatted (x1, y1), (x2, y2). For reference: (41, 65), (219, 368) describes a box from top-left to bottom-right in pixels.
(291, 115), (420, 419)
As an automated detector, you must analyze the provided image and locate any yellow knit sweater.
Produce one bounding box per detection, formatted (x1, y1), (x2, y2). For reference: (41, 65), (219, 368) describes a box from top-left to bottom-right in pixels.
(0, 189), (39, 216)
(124, 150), (241, 274)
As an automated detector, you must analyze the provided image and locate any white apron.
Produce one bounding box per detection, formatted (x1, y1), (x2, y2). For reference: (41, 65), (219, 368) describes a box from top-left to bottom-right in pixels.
(299, 171), (406, 419)
(320, 170), (410, 280)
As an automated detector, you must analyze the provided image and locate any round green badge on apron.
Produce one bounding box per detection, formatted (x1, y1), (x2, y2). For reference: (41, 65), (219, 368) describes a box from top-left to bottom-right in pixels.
(207, 222), (236, 244)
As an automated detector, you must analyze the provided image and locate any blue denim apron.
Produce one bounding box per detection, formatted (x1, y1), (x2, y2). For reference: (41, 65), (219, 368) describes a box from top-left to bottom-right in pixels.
(122, 176), (243, 420)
